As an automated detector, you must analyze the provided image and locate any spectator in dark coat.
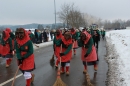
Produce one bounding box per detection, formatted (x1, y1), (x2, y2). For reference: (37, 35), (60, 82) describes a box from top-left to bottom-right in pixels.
(43, 30), (47, 42)
(50, 30), (53, 40)
(34, 29), (38, 43)
(93, 29), (100, 50)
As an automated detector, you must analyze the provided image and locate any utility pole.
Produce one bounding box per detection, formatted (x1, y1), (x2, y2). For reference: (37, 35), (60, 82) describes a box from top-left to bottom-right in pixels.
(54, 0), (56, 29)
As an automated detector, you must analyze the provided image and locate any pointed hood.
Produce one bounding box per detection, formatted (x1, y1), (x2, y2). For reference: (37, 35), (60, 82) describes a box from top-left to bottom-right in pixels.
(3, 30), (10, 41)
(82, 31), (91, 44)
(16, 28), (30, 46)
(56, 29), (62, 40)
(71, 29), (76, 35)
(6, 28), (11, 33)
(62, 32), (72, 46)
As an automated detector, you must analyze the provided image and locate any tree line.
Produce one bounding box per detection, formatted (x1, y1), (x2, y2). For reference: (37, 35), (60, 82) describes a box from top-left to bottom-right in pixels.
(57, 3), (130, 30)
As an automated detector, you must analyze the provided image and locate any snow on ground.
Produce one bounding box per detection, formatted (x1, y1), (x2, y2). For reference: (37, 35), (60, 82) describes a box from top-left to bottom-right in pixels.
(33, 41), (53, 50)
(105, 30), (130, 86)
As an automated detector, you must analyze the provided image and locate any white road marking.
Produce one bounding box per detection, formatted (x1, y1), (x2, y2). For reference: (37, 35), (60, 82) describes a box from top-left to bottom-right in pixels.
(0, 74), (22, 86)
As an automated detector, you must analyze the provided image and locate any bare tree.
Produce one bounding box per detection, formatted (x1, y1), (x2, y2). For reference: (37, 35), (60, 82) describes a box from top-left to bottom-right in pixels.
(58, 3), (86, 28)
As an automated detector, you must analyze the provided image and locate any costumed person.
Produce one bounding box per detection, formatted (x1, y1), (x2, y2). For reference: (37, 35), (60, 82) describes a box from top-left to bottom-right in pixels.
(28, 30), (35, 43)
(78, 31), (98, 74)
(53, 29), (62, 68)
(15, 28), (35, 86)
(70, 28), (79, 55)
(59, 31), (72, 76)
(6, 28), (15, 51)
(1, 30), (13, 67)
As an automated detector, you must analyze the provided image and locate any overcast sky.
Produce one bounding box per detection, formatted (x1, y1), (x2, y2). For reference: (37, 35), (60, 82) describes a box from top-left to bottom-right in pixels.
(0, 0), (130, 25)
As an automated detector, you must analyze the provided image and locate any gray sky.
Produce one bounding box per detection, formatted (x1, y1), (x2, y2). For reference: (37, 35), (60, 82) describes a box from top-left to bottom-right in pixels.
(0, 0), (130, 25)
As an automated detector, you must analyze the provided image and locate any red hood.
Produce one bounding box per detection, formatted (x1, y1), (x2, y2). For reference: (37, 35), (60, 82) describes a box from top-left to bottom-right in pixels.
(6, 28), (11, 33)
(16, 29), (30, 46)
(71, 30), (76, 35)
(82, 31), (91, 44)
(56, 29), (62, 40)
(62, 36), (72, 46)
(3, 30), (10, 41)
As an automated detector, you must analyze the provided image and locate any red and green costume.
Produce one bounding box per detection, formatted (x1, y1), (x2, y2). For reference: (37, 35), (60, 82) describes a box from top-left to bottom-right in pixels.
(60, 36), (72, 73)
(15, 30), (35, 71)
(70, 30), (79, 55)
(1, 30), (13, 67)
(15, 29), (35, 86)
(53, 30), (62, 67)
(78, 31), (98, 71)
(27, 30), (35, 42)
(6, 28), (15, 50)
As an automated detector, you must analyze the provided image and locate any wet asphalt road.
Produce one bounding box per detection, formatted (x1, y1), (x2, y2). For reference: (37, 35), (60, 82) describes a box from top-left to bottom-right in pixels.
(0, 39), (107, 86)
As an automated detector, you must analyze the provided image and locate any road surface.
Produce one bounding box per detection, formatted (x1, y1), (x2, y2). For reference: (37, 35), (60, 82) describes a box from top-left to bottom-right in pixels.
(0, 39), (107, 86)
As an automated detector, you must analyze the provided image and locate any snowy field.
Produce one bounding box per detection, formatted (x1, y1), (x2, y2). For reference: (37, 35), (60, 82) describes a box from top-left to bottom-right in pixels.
(105, 29), (130, 86)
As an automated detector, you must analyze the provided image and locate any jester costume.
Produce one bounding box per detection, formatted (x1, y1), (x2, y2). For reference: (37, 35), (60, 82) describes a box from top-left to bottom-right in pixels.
(53, 30), (62, 67)
(70, 29), (79, 55)
(59, 35), (72, 76)
(6, 28), (15, 50)
(15, 29), (35, 86)
(1, 30), (13, 67)
(78, 31), (98, 73)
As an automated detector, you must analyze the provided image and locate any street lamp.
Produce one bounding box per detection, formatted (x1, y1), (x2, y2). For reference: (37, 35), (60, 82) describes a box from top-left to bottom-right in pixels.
(54, 0), (56, 29)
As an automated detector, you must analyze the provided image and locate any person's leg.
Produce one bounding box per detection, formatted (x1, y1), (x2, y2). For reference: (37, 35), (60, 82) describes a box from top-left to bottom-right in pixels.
(61, 62), (66, 74)
(65, 61), (70, 76)
(55, 58), (59, 68)
(82, 61), (87, 74)
(6, 58), (10, 67)
(73, 49), (76, 55)
(23, 71), (32, 86)
(94, 64), (98, 71)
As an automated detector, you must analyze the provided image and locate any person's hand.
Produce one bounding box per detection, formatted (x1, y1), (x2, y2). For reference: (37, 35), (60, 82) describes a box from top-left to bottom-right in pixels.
(84, 54), (88, 58)
(18, 59), (23, 66)
(59, 53), (65, 57)
(21, 56), (25, 60)
(9, 50), (12, 53)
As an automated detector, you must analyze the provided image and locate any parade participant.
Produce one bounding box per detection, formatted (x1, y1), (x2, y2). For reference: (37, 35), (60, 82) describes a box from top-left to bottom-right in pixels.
(6, 28), (15, 49)
(15, 28), (35, 86)
(59, 31), (72, 76)
(78, 31), (98, 74)
(28, 30), (35, 42)
(1, 30), (13, 67)
(70, 28), (79, 55)
(53, 29), (62, 68)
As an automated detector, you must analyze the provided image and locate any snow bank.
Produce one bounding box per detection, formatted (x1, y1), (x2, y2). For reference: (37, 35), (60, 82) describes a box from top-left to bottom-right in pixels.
(33, 41), (53, 50)
(105, 30), (130, 86)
